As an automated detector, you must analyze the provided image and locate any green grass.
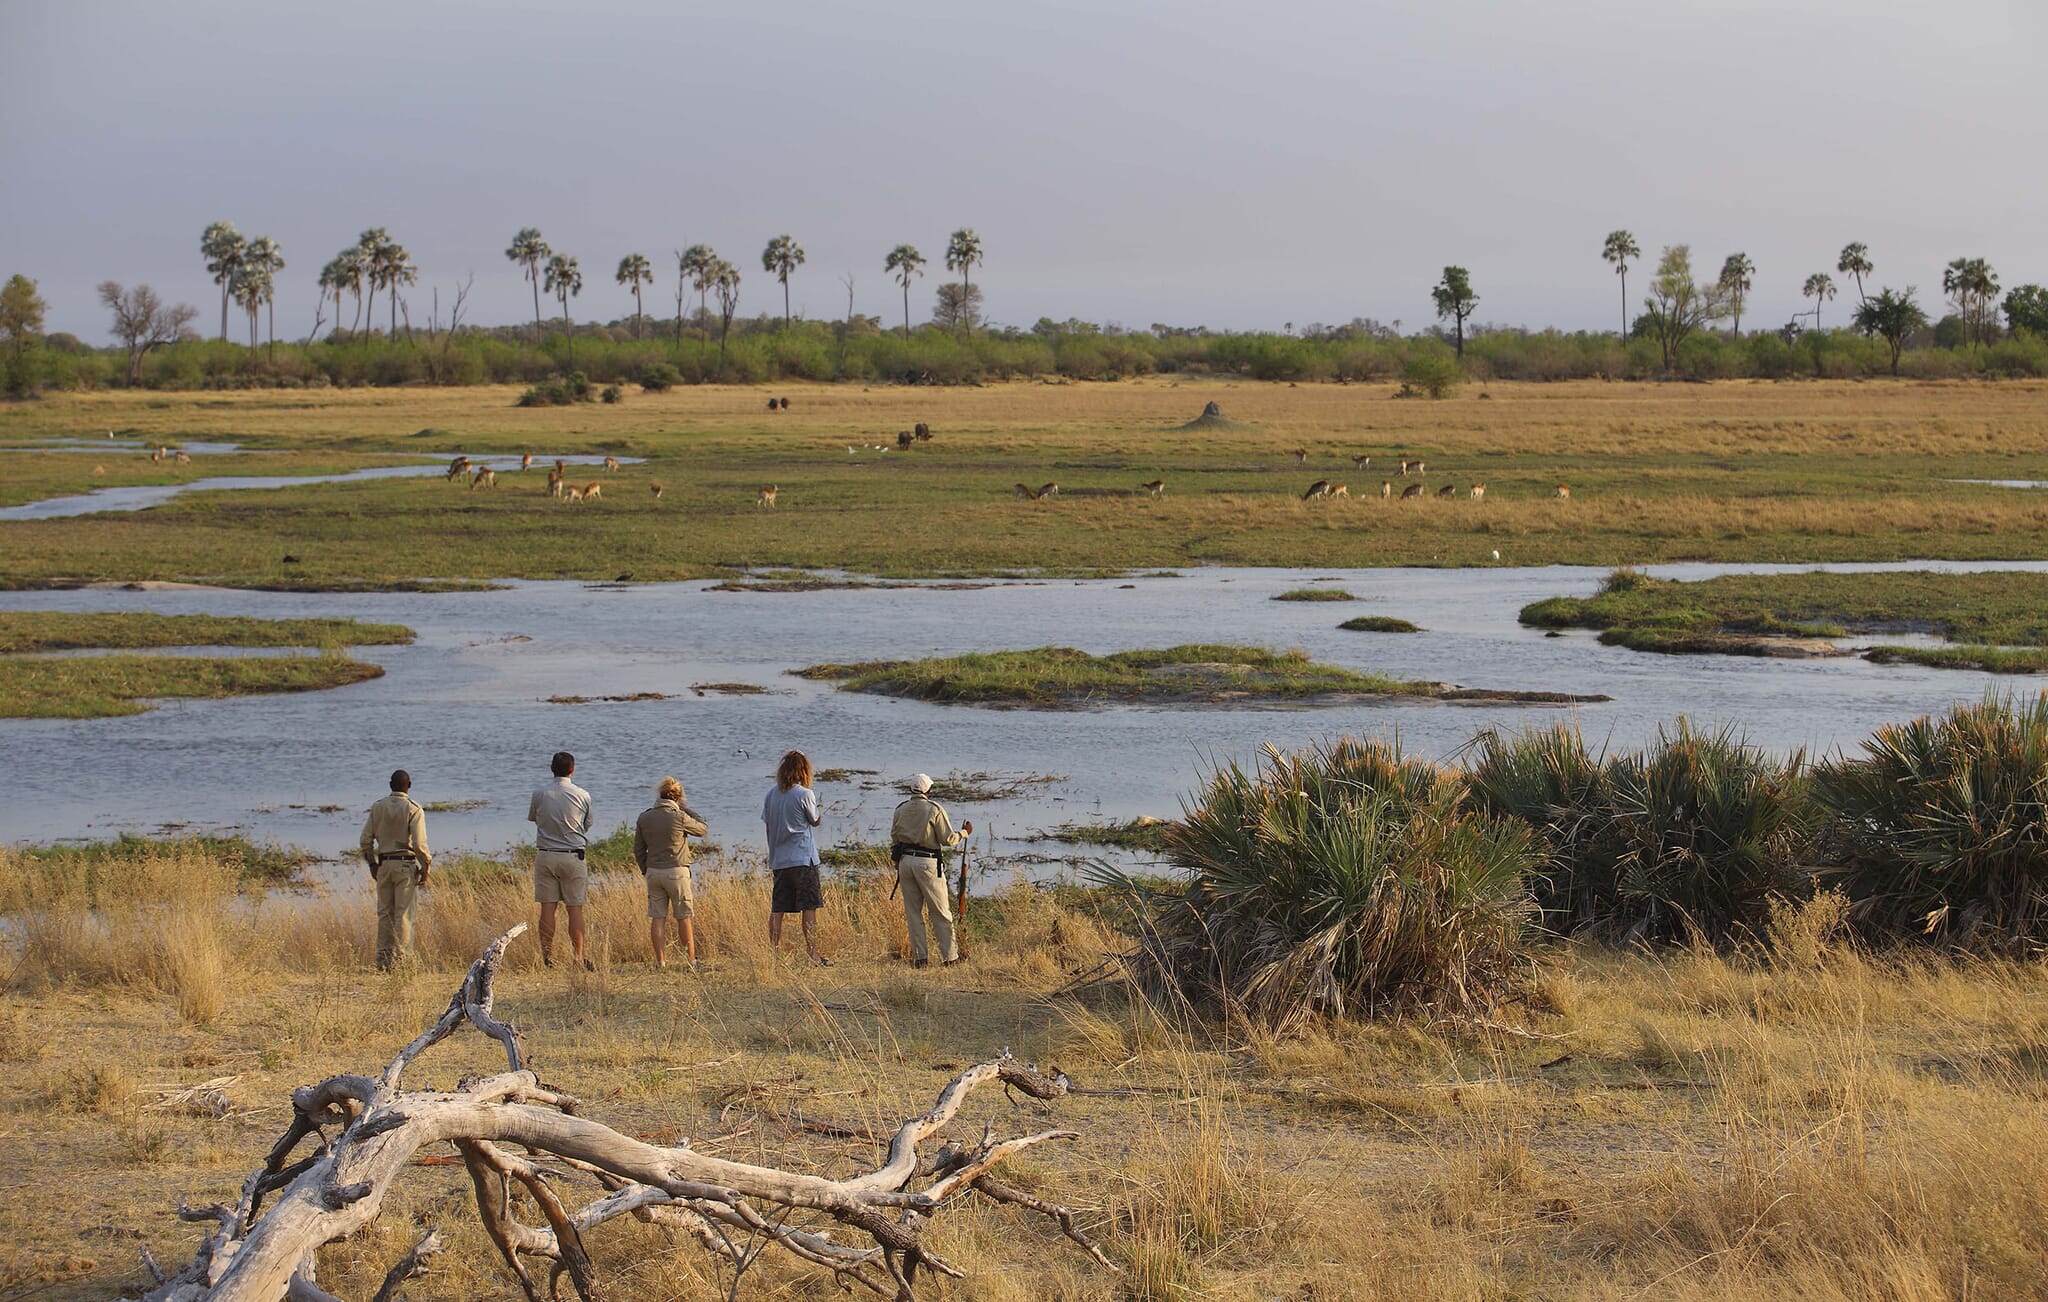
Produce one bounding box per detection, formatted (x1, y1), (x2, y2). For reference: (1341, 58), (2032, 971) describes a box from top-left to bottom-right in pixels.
(0, 611), (414, 653)
(1, 834), (315, 901)
(797, 644), (1428, 708)
(1273, 587), (1356, 602)
(1031, 818), (1176, 851)
(1523, 569), (2048, 667)
(0, 651), (384, 718)
(1862, 645), (2048, 673)
(1338, 616), (1422, 633)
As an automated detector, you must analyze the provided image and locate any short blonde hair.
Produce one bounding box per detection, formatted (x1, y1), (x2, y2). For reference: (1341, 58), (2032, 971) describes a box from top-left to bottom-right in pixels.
(657, 776), (684, 803)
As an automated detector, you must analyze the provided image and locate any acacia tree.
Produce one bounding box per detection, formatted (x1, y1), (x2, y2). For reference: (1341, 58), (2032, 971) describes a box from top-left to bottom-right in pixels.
(0, 274), (47, 361)
(544, 253), (584, 364)
(615, 252), (652, 337)
(2005, 284), (2048, 338)
(200, 220), (247, 341)
(1602, 229), (1640, 335)
(1640, 244), (1728, 371)
(1837, 242), (1873, 304)
(98, 281), (197, 384)
(678, 244), (715, 316)
(1718, 253), (1754, 338)
(1943, 257), (2000, 346)
(1853, 287), (1929, 375)
(761, 235), (805, 326)
(1802, 272), (1837, 330)
(505, 227), (551, 336)
(710, 258), (740, 376)
(1430, 265), (1479, 357)
(885, 244), (925, 337)
(946, 228), (984, 294)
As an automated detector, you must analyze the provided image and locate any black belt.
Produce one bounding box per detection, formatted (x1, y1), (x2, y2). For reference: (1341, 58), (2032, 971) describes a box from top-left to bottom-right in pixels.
(541, 848), (586, 859)
(378, 853), (417, 863)
(892, 843), (940, 861)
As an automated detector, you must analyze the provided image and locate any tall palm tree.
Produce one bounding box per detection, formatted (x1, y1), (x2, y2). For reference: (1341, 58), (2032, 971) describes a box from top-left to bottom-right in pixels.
(244, 236), (285, 355)
(1602, 230), (1640, 335)
(616, 253), (652, 338)
(761, 235), (806, 326)
(678, 244), (715, 316)
(337, 246), (368, 335)
(1837, 243), (1873, 304)
(945, 228), (984, 292)
(885, 244), (925, 337)
(230, 264), (263, 348)
(710, 259), (740, 376)
(1943, 257), (2000, 346)
(317, 256), (351, 338)
(1718, 253), (1755, 338)
(505, 228), (551, 336)
(201, 220), (247, 341)
(1803, 273), (1837, 330)
(377, 242), (416, 337)
(544, 253), (583, 364)
(354, 229), (392, 336)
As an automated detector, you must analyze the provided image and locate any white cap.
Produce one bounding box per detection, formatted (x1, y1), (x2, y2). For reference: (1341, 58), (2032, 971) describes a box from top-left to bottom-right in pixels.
(909, 773), (933, 794)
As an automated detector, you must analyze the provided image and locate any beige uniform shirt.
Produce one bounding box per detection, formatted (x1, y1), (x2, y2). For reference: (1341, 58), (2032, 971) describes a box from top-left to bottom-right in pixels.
(634, 799), (709, 873)
(891, 797), (966, 855)
(360, 792), (431, 871)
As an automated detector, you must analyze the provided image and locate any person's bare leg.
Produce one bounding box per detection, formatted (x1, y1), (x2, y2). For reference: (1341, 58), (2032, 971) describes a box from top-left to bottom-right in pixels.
(769, 911), (785, 950)
(567, 904), (587, 961)
(649, 917), (666, 968)
(801, 909), (823, 962)
(680, 917), (696, 963)
(538, 901), (559, 963)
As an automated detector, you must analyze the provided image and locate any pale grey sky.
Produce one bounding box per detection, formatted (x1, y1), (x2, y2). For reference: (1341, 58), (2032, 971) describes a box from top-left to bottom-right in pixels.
(3, 0), (2042, 339)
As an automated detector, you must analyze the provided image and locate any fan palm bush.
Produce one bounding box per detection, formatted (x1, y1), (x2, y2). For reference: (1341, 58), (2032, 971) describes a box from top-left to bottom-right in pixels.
(1814, 694), (2048, 948)
(1466, 724), (1624, 934)
(1100, 738), (1537, 1032)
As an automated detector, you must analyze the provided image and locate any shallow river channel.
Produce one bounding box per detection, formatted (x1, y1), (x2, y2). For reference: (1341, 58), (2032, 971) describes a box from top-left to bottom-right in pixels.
(4, 562), (2044, 877)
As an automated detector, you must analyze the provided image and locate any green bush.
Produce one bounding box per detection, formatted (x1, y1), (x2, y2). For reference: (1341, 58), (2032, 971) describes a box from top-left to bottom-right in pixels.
(1400, 350), (1463, 399)
(1814, 695), (2048, 949)
(600, 384), (622, 404)
(637, 362), (680, 392)
(1466, 724), (1624, 933)
(1099, 737), (1536, 1029)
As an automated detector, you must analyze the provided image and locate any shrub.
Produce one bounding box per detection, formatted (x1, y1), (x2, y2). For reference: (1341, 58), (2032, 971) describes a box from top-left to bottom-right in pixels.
(600, 384), (622, 404)
(515, 371), (595, 407)
(637, 362), (681, 392)
(1400, 350), (1463, 399)
(1466, 724), (1624, 933)
(1099, 738), (1536, 1031)
(1813, 694), (2048, 949)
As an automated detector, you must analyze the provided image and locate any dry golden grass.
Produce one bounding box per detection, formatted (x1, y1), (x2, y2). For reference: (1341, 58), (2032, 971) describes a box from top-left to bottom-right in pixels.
(5, 849), (2048, 1300)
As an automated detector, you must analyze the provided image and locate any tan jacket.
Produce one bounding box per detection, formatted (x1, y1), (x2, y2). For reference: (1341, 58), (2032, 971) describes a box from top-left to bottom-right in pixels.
(634, 799), (708, 873)
(360, 792), (431, 872)
(891, 796), (966, 856)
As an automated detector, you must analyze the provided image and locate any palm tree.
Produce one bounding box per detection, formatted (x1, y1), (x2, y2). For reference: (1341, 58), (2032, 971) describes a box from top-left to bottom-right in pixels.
(201, 220), (247, 341)
(544, 253), (583, 364)
(1803, 273), (1837, 330)
(1837, 243), (1873, 305)
(1943, 257), (2000, 346)
(354, 229), (392, 336)
(1718, 253), (1755, 338)
(1602, 230), (1640, 335)
(230, 264), (263, 348)
(885, 244), (925, 337)
(244, 236), (284, 355)
(678, 244), (715, 317)
(317, 256), (351, 338)
(505, 228), (552, 336)
(378, 242), (416, 337)
(335, 246), (368, 335)
(616, 253), (652, 338)
(945, 228), (984, 292)
(760, 236), (806, 326)
(710, 259), (740, 376)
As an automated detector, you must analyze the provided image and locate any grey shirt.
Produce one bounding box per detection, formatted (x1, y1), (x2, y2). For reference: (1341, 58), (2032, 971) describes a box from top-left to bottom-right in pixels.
(528, 776), (593, 851)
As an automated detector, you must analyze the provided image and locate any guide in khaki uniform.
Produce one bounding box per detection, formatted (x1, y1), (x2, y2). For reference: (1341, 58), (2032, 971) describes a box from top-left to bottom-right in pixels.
(358, 769), (431, 970)
(889, 774), (973, 966)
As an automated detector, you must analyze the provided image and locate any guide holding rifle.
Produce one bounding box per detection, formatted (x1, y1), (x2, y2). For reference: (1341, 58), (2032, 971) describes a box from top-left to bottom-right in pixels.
(890, 774), (972, 967)
(359, 769), (431, 971)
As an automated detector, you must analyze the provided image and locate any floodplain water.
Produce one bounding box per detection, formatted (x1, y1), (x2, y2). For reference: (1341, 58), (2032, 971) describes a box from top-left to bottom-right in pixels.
(4, 562), (2044, 881)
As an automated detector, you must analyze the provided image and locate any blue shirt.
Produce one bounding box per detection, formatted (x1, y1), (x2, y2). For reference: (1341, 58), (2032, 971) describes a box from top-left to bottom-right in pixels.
(762, 784), (820, 870)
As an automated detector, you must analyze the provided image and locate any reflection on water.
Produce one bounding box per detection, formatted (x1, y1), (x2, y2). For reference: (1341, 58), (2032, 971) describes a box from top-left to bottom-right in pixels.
(2, 562), (2043, 876)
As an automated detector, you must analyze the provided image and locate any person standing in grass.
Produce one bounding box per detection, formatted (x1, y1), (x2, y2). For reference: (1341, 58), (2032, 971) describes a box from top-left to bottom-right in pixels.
(762, 749), (830, 965)
(359, 769), (431, 970)
(529, 750), (594, 970)
(635, 776), (708, 970)
(890, 774), (973, 966)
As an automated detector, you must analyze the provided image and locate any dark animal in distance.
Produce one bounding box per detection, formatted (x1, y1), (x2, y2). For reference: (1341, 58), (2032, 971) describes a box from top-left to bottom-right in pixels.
(897, 430), (914, 448)
(1037, 482), (1060, 499)
(1436, 484), (1456, 499)
(779, 397), (790, 410)
(446, 455), (470, 481)
(1140, 479), (1165, 498)
(1400, 483), (1425, 500)
(1302, 480), (1333, 501)
(914, 422), (931, 440)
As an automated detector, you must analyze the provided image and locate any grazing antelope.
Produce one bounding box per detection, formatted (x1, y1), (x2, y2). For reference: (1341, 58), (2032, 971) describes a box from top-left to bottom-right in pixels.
(546, 468), (563, 497)
(650, 483), (664, 499)
(173, 450), (191, 464)
(1352, 454), (1371, 470)
(756, 485), (778, 507)
(554, 458), (567, 474)
(562, 484), (585, 503)
(897, 430), (914, 448)
(1014, 483), (1041, 500)
(1400, 483), (1425, 499)
(1292, 447), (1308, 465)
(1413, 460), (1427, 475)
(470, 467), (497, 490)
(1140, 479), (1165, 498)
(447, 455), (470, 480)
(1470, 483), (1486, 500)
(603, 456), (621, 472)
(1037, 482), (1060, 499)
(521, 452), (534, 471)
(1302, 479), (1333, 501)
(1436, 484), (1456, 499)
(1554, 483), (1571, 500)
(1329, 483), (1350, 498)
(149, 447), (163, 464)
(1397, 458), (1410, 477)
(1380, 480), (1392, 498)
(580, 482), (602, 503)
(914, 422), (931, 440)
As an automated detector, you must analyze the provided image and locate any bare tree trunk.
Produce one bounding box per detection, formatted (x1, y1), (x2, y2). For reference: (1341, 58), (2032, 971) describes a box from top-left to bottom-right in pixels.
(531, 272), (543, 338)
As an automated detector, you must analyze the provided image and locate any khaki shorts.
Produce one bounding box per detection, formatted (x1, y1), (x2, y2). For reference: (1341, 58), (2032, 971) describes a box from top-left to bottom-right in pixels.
(645, 868), (694, 919)
(534, 849), (590, 906)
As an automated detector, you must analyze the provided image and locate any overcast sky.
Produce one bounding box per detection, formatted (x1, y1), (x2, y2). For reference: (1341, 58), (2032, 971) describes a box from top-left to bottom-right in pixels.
(4, 0), (2043, 339)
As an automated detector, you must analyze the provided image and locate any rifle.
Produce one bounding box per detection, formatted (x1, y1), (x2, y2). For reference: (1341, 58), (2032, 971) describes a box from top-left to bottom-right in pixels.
(955, 829), (974, 960)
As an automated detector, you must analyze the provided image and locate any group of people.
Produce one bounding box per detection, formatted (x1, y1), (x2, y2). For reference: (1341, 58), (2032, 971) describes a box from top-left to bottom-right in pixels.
(357, 748), (973, 973)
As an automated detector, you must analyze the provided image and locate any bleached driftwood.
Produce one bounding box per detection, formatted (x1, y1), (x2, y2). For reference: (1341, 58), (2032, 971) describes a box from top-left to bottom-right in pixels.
(141, 925), (1109, 1301)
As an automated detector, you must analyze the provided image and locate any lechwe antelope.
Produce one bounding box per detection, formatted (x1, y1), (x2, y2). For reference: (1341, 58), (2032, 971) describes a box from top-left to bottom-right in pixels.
(1397, 458), (1409, 477)
(579, 482), (603, 503)
(1329, 483), (1350, 498)
(1302, 480), (1333, 501)
(1470, 483), (1486, 500)
(603, 456), (621, 472)
(757, 485), (779, 507)
(1014, 483), (1041, 500)
(1400, 482), (1425, 499)
(1412, 460), (1427, 475)
(148, 447), (163, 464)
(1380, 480), (1392, 498)
(173, 450), (190, 464)
(1554, 483), (1571, 500)
(561, 484), (584, 503)
(650, 483), (664, 500)
(1140, 479), (1165, 498)
(1436, 483), (1457, 499)
(470, 467), (497, 490)
(521, 452), (534, 471)
(1037, 482), (1060, 499)
(1292, 447), (1308, 465)
(1352, 454), (1371, 470)
(447, 455), (470, 480)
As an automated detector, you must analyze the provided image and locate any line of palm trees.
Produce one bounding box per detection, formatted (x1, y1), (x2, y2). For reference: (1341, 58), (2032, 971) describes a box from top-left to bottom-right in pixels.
(200, 221), (287, 354)
(309, 228), (416, 340)
(1600, 230), (2000, 342)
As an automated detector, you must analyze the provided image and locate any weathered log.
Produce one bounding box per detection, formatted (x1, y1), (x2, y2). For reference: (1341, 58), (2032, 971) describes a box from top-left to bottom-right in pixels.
(142, 925), (1111, 1301)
